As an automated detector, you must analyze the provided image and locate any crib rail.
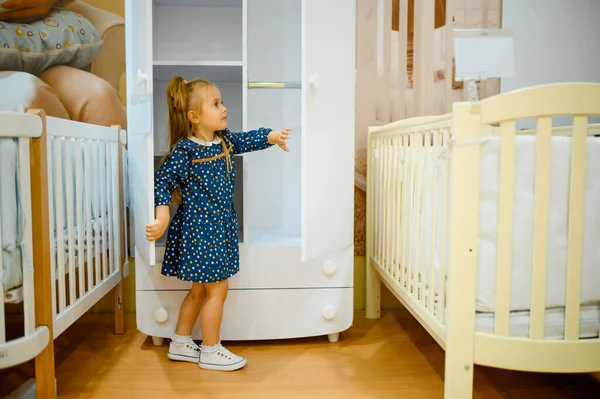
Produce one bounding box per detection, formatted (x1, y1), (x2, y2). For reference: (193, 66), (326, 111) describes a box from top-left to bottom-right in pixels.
(367, 114), (453, 346)
(45, 117), (128, 338)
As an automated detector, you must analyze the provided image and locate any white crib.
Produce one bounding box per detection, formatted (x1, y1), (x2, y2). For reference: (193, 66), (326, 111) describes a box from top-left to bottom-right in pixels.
(366, 82), (600, 398)
(0, 109), (129, 398)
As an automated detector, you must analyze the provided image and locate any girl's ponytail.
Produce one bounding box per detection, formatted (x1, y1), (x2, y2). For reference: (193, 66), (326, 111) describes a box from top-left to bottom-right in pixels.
(166, 75), (192, 149)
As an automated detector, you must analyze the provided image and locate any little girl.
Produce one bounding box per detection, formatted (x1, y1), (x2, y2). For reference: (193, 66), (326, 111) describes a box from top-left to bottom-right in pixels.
(145, 75), (290, 371)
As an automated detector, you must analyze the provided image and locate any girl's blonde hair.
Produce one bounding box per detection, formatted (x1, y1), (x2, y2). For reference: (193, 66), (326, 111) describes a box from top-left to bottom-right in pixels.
(163, 75), (232, 205)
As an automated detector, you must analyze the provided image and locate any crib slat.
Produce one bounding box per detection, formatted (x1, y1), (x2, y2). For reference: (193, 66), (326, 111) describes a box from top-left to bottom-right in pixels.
(54, 138), (67, 314)
(564, 116), (587, 340)
(428, 131), (440, 312)
(417, 131), (431, 307)
(100, 142), (108, 279)
(393, 136), (404, 280)
(386, 138), (393, 273)
(381, 138), (390, 269)
(107, 142), (115, 275)
(392, 136), (401, 279)
(121, 144), (129, 264)
(112, 142), (120, 274)
(387, 138), (395, 273)
(412, 133), (423, 297)
(65, 138), (77, 305)
(400, 135), (410, 287)
(437, 129), (450, 323)
(47, 139), (57, 318)
(93, 141), (101, 286)
(377, 139), (385, 263)
(75, 140), (85, 297)
(494, 120), (516, 336)
(529, 116), (552, 339)
(84, 140), (94, 291)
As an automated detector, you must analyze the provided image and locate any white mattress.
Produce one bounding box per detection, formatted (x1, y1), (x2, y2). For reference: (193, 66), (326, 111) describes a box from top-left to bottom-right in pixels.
(476, 135), (600, 312)
(1, 137), (109, 294)
(411, 135), (600, 316)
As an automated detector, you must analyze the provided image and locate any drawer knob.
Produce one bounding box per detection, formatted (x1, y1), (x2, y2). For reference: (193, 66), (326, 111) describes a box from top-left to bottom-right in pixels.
(322, 305), (336, 320)
(154, 307), (169, 323)
(323, 260), (336, 275)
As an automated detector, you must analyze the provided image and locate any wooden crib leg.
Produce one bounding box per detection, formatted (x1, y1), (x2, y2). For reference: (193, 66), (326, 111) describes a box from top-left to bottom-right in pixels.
(365, 259), (381, 319)
(28, 109), (57, 399)
(114, 281), (125, 335)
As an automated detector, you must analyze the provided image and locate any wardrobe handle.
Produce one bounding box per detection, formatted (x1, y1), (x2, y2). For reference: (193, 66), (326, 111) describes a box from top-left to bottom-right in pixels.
(137, 69), (149, 87)
(309, 72), (319, 91)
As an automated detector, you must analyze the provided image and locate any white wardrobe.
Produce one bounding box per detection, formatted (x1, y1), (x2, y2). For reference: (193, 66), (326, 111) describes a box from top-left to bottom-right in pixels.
(125, 0), (355, 344)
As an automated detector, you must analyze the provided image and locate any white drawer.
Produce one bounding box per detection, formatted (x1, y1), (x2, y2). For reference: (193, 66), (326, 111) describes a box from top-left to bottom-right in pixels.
(136, 287), (353, 341)
(137, 245), (354, 291)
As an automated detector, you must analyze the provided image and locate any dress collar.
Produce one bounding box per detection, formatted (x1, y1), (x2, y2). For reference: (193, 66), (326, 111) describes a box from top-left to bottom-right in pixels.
(187, 135), (222, 147)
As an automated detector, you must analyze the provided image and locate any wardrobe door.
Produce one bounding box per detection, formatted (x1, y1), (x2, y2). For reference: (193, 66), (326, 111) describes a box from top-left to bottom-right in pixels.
(125, 0), (155, 266)
(300, 0), (356, 261)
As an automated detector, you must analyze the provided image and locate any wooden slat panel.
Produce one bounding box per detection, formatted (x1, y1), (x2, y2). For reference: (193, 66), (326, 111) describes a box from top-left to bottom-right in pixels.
(529, 116), (552, 340)
(437, 129), (450, 323)
(428, 130), (440, 312)
(65, 138), (76, 305)
(564, 116), (588, 340)
(84, 140), (94, 291)
(75, 140), (85, 297)
(54, 137), (66, 314)
(494, 120), (516, 336)
(413, 133), (424, 299)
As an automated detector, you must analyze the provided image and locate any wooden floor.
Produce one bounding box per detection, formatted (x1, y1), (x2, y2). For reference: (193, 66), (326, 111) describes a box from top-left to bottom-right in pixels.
(1, 310), (599, 398)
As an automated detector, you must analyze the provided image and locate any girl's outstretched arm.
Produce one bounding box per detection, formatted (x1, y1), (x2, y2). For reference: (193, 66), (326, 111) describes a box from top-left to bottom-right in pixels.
(223, 127), (291, 154)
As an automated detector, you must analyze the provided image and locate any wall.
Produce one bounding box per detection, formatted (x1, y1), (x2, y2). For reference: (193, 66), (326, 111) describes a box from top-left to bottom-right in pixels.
(501, 0), (600, 127)
(84, 0), (124, 17)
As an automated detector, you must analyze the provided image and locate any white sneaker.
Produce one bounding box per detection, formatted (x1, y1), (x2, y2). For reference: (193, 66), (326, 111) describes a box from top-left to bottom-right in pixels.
(167, 340), (201, 363)
(199, 343), (247, 371)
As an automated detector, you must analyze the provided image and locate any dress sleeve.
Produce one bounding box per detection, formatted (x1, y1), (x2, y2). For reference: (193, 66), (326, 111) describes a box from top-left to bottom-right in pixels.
(221, 128), (274, 154)
(154, 147), (191, 207)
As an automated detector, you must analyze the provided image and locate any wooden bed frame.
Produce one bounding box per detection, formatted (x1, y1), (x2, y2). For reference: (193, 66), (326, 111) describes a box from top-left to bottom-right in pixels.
(0, 109), (129, 399)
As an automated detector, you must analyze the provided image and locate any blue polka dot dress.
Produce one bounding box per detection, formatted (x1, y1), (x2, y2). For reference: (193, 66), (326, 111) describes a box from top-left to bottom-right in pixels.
(154, 128), (273, 283)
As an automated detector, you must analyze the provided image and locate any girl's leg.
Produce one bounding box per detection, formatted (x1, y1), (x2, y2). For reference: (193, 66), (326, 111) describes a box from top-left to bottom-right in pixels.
(167, 283), (206, 363)
(199, 279), (246, 371)
(175, 283), (207, 336)
(200, 279), (228, 346)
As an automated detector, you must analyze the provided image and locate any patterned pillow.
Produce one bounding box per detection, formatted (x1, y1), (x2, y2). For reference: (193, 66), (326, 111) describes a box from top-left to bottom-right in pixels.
(0, 8), (103, 75)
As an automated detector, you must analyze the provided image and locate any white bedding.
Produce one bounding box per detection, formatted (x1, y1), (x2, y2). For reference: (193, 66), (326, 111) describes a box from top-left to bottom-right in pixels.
(475, 304), (599, 339)
(417, 135), (600, 315)
(476, 135), (600, 312)
(1, 137), (110, 294)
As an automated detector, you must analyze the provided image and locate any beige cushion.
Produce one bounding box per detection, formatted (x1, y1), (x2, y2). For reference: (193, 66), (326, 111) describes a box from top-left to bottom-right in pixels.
(0, 70), (69, 118)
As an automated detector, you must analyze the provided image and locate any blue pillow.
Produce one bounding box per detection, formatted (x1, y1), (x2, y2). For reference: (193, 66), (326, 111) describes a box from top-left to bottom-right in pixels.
(0, 8), (103, 75)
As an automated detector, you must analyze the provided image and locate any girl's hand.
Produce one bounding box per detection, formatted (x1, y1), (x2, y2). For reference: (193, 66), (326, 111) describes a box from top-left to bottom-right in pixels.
(268, 128), (291, 152)
(146, 218), (169, 242)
